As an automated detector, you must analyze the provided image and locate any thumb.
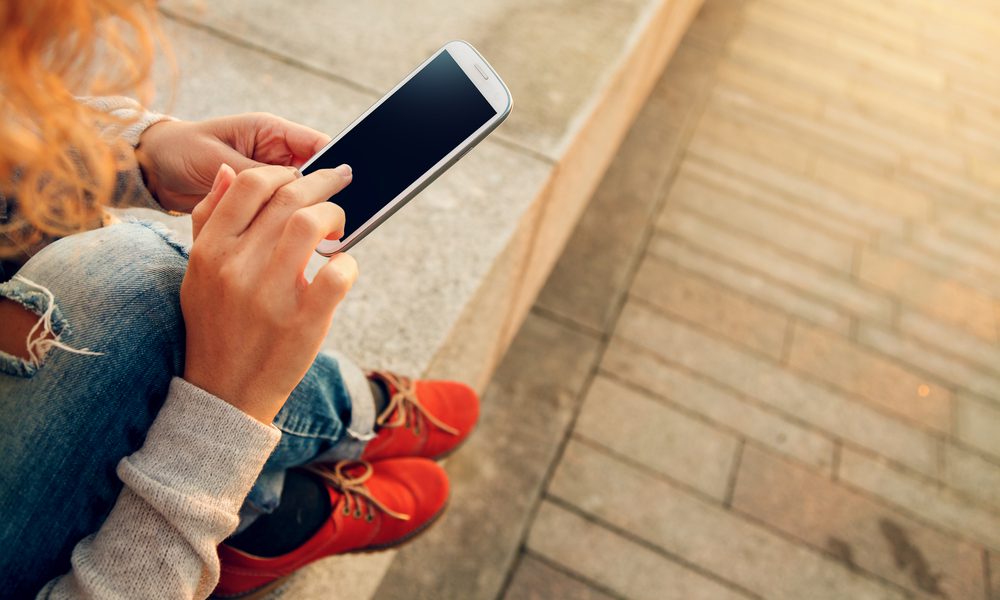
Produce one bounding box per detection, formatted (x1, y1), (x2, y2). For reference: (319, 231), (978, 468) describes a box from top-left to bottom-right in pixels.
(217, 147), (267, 173)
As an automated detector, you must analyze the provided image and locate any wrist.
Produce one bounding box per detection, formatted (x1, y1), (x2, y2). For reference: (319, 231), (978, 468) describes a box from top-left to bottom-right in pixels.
(135, 121), (168, 203)
(183, 362), (284, 425)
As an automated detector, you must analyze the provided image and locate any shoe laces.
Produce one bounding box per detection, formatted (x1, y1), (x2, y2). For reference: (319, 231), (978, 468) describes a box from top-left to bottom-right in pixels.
(372, 371), (459, 437)
(306, 460), (411, 523)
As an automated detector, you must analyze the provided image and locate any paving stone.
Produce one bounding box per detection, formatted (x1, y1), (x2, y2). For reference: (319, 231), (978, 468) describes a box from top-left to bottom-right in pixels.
(601, 340), (835, 472)
(576, 376), (739, 499)
(942, 445), (1000, 514)
(534, 68), (691, 333)
(900, 155), (1000, 210)
(811, 156), (930, 219)
(841, 81), (953, 138)
(724, 27), (849, 95)
(911, 225), (1000, 281)
(822, 103), (965, 176)
(656, 208), (893, 322)
(734, 16), (946, 93)
(787, 323), (952, 433)
(873, 235), (1000, 300)
(955, 394), (1000, 460)
(694, 102), (816, 174)
(502, 555), (618, 600)
(939, 213), (1000, 255)
(657, 171), (855, 272)
(713, 59), (825, 117)
(686, 136), (906, 237)
(630, 257), (790, 360)
(527, 501), (749, 600)
(751, 0), (918, 56)
(859, 250), (998, 342)
(838, 447), (1000, 553)
(899, 309), (1000, 378)
(612, 300), (938, 476)
(707, 81), (903, 176)
(675, 155), (870, 242)
(733, 445), (986, 599)
(374, 314), (601, 600)
(548, 440), (905, 600)
(858, 324), (1000, 405)
(648, 234), (852, 335)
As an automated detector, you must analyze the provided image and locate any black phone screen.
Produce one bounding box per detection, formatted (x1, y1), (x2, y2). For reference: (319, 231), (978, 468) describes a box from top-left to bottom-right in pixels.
(301, 50), (498, 240)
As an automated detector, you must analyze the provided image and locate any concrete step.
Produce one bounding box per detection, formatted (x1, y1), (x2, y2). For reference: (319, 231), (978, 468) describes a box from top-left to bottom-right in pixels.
(139, 0), (704, 597)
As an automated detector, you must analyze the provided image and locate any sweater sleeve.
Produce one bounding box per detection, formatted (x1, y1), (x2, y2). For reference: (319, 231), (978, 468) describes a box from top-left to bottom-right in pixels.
(77, 95), (176, 212)
(37, 378), (281, 600)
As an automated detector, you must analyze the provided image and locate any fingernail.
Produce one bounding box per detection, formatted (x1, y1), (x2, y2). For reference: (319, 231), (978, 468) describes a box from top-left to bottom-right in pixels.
(335, 164), (352, 177)
(285, 165), (301, 177)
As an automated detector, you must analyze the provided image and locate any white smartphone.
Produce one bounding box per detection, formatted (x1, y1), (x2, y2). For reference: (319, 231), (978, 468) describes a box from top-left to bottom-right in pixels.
(301, 40), (513, 256)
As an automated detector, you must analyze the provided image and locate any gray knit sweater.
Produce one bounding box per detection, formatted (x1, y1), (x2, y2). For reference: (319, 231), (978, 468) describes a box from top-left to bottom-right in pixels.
(39, 379), (280, 599)
(28, 98), (282, 599)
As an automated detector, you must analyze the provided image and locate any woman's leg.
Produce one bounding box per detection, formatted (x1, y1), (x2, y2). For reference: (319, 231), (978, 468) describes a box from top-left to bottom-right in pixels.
(238, 349), (376, 530)
(0, 220), (372, 597)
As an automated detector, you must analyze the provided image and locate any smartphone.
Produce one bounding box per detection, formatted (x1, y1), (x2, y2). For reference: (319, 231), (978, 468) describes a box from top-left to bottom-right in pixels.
(301, 40), (513, 256)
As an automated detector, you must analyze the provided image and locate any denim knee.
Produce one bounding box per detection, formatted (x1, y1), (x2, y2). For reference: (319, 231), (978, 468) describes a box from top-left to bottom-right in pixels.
(0, 219), (189, 378)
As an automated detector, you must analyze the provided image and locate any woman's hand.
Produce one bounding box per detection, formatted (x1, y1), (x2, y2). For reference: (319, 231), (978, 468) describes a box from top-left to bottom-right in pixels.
(135, 113), (331, 213)
(180, 162), (356, 423)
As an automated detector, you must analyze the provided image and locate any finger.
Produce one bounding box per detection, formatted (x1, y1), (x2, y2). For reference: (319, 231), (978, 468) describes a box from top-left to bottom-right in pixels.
(252, 113), (332, 165)
(279, 121), (332, 166)
(251, 165), (352, 238)
(209, 113), (330, 167)
(202, 165), (300, 238)
(306, 253), (359, 315)
(270, 202), (348, 283)
(191, 163), (236, 240)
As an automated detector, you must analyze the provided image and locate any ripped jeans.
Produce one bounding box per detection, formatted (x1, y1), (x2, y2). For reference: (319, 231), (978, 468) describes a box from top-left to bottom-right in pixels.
(0, 221), (375, 598)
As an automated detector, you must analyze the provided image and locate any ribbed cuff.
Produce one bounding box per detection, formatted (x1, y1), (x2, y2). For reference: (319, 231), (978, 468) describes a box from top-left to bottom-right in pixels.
(120, 377), (281, 515)
(77, 95), (177, 211)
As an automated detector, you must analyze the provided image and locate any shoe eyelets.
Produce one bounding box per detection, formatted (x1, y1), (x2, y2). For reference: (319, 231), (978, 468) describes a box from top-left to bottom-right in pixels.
(365, 513), (374, 523)
(354, 508), (363, 519)
(342, 504), (350, 516)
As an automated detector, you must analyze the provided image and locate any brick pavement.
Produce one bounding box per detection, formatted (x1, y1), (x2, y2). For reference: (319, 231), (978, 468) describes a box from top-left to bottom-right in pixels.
(500, 0), (1000, 598)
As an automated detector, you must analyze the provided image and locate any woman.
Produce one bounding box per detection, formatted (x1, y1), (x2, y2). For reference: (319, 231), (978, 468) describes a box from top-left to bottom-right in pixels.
(0, 2), (479, 598)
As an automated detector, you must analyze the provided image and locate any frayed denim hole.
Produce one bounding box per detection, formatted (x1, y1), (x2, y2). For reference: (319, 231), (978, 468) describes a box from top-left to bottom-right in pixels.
(122, 217), (190, 259)
(0, 280), (70, 378)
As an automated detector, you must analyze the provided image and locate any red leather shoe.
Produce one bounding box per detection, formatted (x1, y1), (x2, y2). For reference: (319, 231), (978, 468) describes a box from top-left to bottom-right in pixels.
(214, 458), (449, 599)
(361, 371), (479, 461)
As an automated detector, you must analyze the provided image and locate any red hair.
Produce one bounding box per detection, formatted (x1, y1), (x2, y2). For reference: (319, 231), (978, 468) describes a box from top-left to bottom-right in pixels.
(0, 0), (164, 257)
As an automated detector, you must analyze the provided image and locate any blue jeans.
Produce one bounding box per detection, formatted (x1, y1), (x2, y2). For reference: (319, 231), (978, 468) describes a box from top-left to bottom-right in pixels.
(0, 221), (375, 599)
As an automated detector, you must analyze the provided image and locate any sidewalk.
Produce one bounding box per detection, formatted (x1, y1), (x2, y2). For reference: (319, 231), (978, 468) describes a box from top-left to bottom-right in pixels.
(377, 0), (1000, 598)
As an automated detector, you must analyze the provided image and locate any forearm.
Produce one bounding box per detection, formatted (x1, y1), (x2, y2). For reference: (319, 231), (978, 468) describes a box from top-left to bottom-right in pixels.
(38, 378), (280, 599)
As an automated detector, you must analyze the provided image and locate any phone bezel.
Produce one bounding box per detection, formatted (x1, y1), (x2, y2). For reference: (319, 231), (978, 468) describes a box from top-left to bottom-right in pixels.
(306, 40), (513, 256)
